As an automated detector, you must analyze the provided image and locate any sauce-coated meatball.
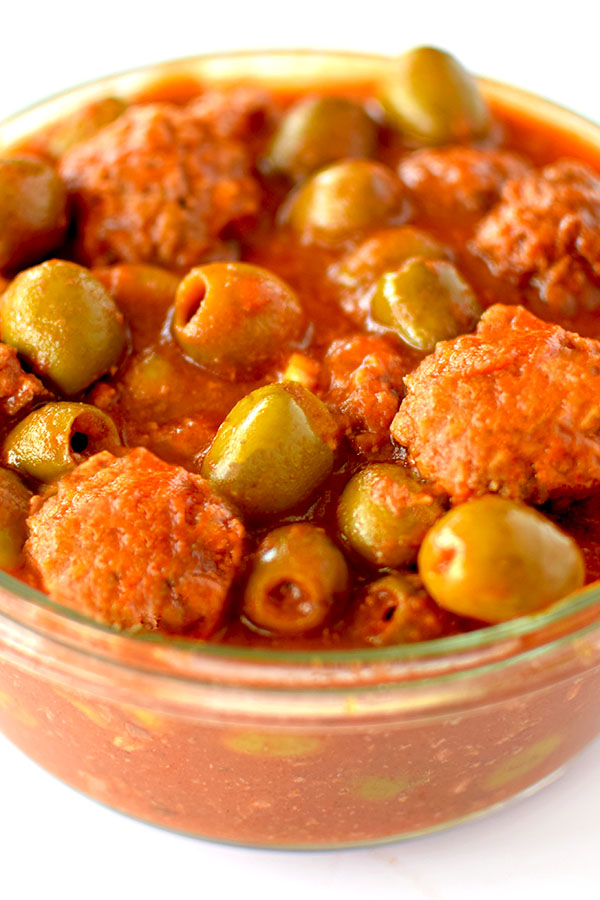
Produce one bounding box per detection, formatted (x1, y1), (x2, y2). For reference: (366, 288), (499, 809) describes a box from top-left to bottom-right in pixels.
(323, 335), (412, 452)
(26, 448), (245, 635)
(474, 160), (600, 314)
(399, 146), (529, 221)
(392, 304), (600, 504)
(59, 100), (263, 270)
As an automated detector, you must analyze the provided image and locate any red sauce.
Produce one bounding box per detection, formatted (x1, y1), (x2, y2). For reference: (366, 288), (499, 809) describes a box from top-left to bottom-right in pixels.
(6, 76), (600, 647)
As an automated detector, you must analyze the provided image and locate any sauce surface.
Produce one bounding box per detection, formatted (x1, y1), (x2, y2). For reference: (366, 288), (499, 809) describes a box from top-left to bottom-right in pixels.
(3, 66), (600, 649)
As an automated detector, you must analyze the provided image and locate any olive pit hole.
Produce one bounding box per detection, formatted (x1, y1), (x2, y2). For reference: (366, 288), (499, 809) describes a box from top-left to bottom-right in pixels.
(69, 412), (119, 460)
(179, 279), (207, 327)
(266, 580), (312, 618)
(69, 431), (89, 454)
(382, 604), (397, 623)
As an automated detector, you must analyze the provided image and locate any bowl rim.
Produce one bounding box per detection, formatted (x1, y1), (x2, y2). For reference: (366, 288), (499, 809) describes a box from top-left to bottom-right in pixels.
(1, 48), (600, 684)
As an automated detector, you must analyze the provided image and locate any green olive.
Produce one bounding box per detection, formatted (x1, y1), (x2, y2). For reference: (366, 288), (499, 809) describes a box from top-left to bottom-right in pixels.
(1, 259), (127, 394)
(332, 226), (449, 291)
(0, 468), (31, 571)
(338, 462), (445, 568)
(202, 382), (338, 519)
(379, 47), (490, 145)
(3, 402), (121, 482)
(172, 262), (303, 377)
(418, 495), (585, 622)
(370, 258), (481, 351)
(349, 573), (451, 645)
(123, 350), (177, 405)
(243, 524), (349, 636)
(266, 96), (377, 180)
(283, 159), (404, 241)
(0, 158), (67, 272)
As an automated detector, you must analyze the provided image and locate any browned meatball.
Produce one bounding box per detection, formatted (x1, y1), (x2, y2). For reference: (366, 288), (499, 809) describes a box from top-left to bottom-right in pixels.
(189, 85), (279, 151)
(322, 335), (411, 452)
(474, 160), (600, 314)
(398, 146), (529, 221)
(391, 304), (600, 504)
(0, 342), (49, 417)
(26, 448), (245, 635)
(59, 101), (262, 270)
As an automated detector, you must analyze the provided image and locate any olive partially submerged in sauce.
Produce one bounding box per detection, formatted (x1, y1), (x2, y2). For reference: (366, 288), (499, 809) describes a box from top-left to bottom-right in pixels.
(338, 463), (445, 569)
(243, 523), (349, 636)
(283, 159), (406, 241)
(1, 259), (127, 395)
(418, 496), (585, 622)
(172, 262), (303, 377)
(380, 46), (490, 145)
(266, 95), (377, 180)
(0, 158), (67, 273)
(3, 402), (121, 482)
(202, 382), (338, 519)
(371, 258), (482, 351)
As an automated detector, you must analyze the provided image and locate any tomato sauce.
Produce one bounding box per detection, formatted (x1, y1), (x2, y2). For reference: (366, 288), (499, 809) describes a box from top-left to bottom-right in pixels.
(5, 72), (600, 648)
(68, 89), (600, 644)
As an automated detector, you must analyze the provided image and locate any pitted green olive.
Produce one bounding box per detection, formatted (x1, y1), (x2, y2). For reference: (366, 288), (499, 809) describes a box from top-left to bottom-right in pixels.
(348, 573), (453, 645)
(379, 47), (489, 145)
(338, 463), (445, 568)
(202, 382), (338, 519)
(370, 258), (481, 351)
(3, 402), (121, 482)
(1, 259), (127, 394)
(283, 159), (404, 241)
(333, 226), (449, 291)
(172, 262), (303, 376)
(418, 496), (585, 622)
(243, 524), (349, 635)
(266, 96), (377, 180)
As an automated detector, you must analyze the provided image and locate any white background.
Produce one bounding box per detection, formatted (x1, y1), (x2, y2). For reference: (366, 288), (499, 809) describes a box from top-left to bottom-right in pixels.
(2, 1), (600, 897)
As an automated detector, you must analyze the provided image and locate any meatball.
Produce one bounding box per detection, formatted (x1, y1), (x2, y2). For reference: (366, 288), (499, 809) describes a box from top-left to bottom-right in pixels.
(398, 146), (529, 221)
(474, 160), (600, 314)
(26, 448), (245, 635)
(391, 304), (600, 504)
(189, 85), (279, 149)
(0, 342), (49, 417)
(59, 101), (262, 270)
(322, 335), (411, 452)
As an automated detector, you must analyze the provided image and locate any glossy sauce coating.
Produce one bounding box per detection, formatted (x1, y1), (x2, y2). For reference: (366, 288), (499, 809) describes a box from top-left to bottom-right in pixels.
(5, 75), (600, 648)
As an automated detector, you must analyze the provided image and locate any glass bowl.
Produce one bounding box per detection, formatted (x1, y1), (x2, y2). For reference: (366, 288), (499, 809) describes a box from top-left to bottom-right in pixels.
(1, 50), (600, 850)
